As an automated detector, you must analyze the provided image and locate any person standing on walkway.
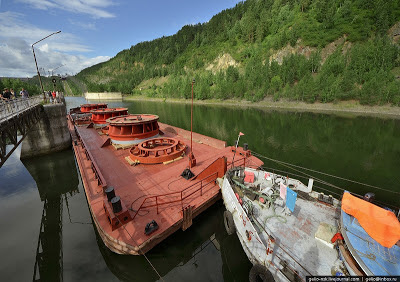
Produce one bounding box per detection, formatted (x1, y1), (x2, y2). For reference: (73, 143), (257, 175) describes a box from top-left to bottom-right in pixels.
(20, 88), (29, 99)
(2, 88), (12, 112)
(10, 88), (16, 99)
(47, 91), (53, 103)
(52, 91), (56, 103)
(2, 88), (11, 100)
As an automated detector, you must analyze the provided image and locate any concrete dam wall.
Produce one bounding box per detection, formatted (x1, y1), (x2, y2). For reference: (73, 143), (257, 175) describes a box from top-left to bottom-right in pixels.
(21, 103), (71, 159)
(85, 92), (122, 100)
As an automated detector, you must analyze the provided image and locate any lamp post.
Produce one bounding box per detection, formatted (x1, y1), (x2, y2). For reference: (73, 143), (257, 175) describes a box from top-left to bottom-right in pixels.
(32, 30), (61, 100)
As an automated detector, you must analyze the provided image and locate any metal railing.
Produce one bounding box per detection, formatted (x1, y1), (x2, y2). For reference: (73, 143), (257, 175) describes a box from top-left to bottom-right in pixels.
(76, 128), (108, 190)
(0, 96), (43, 121)
(132, 171), (220, 220)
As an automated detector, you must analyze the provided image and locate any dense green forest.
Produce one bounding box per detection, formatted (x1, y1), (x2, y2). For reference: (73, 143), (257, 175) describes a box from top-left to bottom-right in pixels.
(0, 77), (39, 97)
(76, 0), (400, 105)
(0, 76), (64, 97)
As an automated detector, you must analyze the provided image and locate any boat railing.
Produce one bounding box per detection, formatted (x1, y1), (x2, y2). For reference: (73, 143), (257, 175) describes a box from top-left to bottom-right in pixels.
(228, 156), (262, 170)
(253, 152), (400, 213)
(132, 171), (220, 220)
(75, 125), (107, 189)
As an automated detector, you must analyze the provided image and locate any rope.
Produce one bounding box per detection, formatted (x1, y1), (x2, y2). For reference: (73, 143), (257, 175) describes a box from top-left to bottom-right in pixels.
(231, 160), (328, 278)
(261, 165), (344, 199)
(232, 179), (276, 205)
(263, 161), (397, 209)
(241, 154), (400, 278)
(313, 185), (344, 198)
(231, 175), (307, 277)
(264, 213), (287, 224)
(115, 216), (164, 281)
(251, 152), (399, 210)
(245, 158), (317, 204)
(251, 151), (400, 195)
(129, 194), (151, 215)
(252, 216), (311, 278)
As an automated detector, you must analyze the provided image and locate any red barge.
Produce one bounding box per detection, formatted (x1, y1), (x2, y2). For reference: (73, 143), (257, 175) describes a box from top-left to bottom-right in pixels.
(68, 103), (262, 255)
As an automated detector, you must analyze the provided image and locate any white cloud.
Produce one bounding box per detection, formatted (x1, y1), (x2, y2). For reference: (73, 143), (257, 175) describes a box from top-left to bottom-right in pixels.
(0, 12), (110, 77)
(0, 38), (110, 77)
(38, 43), (49, 52)
(68, 19), (97, 31)
(0, 12), (89, 52)
(16, 0), (116, 18)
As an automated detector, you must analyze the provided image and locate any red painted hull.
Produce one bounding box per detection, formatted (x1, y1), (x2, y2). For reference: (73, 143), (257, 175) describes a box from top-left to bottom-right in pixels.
(68, 115), (263, 255)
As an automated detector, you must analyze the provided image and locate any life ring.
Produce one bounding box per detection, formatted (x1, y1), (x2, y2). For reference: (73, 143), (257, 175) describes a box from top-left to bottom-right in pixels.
(223, 210), (235, 235)
(249, 264), (275, 282)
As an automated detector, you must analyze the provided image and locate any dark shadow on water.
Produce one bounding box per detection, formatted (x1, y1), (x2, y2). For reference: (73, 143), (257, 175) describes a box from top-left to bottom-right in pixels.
(19, 147), (252, 281)
(23, 150), (79, 282)
(93, 201), (251, 282)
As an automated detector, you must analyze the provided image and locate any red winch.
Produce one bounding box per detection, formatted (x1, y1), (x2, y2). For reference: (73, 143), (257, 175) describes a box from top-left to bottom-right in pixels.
(106, 114), (160, 145)
(129, 137), (186, 164)
(80, 103), (107, 113)
(90, 108), (128, 126)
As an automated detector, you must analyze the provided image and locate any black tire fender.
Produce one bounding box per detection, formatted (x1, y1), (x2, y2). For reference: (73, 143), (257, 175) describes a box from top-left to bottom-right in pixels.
(223, 210), (235, 235)
(249, 264), (274, 282)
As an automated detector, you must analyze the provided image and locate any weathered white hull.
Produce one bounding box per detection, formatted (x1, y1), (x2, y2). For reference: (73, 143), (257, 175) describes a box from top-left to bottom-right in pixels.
(221, 167), (345, 281)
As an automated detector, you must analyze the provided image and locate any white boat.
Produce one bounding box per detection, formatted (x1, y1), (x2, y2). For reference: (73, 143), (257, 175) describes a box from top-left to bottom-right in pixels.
(220, 166), (348, 281)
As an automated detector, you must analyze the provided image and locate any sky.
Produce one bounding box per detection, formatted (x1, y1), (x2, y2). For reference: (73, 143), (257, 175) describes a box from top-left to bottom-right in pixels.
(0, 0), (242, 78)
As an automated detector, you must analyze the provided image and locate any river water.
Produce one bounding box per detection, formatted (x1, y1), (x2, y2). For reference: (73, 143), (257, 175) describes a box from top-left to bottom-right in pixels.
(0, 97), (399, 281)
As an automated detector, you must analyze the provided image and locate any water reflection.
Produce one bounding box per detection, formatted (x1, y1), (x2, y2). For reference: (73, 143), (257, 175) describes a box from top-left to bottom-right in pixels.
(124, 100), (400, 206)
(94, 202), (250, 282)
(0, 145), (36, 197)
(23, 151), (79, 282)
(1, 97), (397, 281)
(3, 145), (250, 282)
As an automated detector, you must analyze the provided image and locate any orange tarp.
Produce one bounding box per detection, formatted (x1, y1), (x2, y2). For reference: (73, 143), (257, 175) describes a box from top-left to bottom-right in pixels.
(341, 192), (400, 248)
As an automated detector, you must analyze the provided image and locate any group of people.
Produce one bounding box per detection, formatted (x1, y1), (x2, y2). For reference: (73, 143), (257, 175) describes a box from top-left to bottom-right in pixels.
(46, 90), (60, 104)
(1, 88), (29, 101)
(1, 87), (62, 104)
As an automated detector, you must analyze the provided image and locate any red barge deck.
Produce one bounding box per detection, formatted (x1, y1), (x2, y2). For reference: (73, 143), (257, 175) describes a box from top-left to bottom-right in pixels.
(68, 107), (262, 255)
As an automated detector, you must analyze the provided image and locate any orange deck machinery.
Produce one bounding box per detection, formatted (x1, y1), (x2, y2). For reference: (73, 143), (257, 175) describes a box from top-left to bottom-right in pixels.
(90, 108), (128, 127)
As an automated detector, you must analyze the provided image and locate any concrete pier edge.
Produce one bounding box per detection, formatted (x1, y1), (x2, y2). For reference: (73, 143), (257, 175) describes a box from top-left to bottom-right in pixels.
(20, 103), (71, 159)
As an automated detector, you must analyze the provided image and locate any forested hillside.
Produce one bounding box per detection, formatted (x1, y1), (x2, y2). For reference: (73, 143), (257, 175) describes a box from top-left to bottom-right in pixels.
(0, 76), (63, 96)
(74, 0), (400, 105)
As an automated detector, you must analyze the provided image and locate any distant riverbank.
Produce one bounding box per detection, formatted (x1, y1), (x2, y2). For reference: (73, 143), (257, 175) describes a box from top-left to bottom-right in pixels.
(123, 95), (400, 119)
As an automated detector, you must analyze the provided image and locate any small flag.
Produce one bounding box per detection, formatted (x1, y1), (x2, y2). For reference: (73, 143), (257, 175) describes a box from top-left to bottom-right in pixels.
(239, 132), (244, 136)
(280, 183), (287, 200)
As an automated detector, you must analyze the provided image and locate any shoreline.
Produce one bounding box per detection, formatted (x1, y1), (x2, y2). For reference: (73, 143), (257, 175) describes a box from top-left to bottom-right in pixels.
(122, 95), (400, 119)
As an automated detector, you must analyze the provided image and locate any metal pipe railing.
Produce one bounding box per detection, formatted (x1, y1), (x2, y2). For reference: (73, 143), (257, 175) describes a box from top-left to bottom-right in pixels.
(0, 96), (43, 121)
(77, 128), (107, 190)
(133, 171), (220, 220)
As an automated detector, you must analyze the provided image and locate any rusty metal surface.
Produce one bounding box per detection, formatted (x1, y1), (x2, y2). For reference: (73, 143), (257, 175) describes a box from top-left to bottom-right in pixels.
(80, 103), (107, 113)
(90, 108), (128, 125)
(106, 114), (159, 125)
(107, 114), (160, 143)
(129, 137), (186, 164)
(68, 115), (263, 254)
